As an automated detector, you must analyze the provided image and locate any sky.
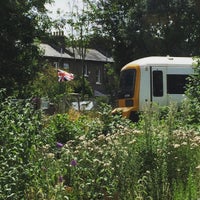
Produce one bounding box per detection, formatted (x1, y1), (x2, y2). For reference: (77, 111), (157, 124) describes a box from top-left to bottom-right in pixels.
(45, 0), (83, 20)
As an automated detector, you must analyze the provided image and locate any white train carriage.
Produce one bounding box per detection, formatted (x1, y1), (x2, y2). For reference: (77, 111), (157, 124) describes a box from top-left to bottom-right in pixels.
(113, 56), (195, 121)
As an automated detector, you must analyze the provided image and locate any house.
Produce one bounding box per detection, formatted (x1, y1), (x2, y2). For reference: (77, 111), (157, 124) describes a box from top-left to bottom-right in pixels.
(39, 43), (114, 96)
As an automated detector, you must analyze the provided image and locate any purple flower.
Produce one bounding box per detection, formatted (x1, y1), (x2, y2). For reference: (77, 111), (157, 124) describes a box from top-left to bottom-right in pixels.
(70, 159), (77, 167)
(56, 142), (63, 148)
(58, 175), (63, 183)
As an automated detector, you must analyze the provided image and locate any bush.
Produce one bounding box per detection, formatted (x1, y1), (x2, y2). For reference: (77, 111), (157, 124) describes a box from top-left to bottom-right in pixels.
(185, 57), (200, 125)
(0, 95), (47, 199)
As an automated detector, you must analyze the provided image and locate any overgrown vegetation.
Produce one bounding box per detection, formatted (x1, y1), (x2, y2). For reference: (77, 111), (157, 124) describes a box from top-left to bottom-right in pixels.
(1, 1), (200, 199)
(185, 57), (200, 125)
(0, 0), (52, 97)
(0, 88), (199, 199)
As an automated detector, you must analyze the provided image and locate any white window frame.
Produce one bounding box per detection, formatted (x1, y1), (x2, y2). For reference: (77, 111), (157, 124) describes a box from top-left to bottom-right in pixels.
(96, 68), (101, 84)
(53, 62), (59, 69)
(83, 65), (89, 77)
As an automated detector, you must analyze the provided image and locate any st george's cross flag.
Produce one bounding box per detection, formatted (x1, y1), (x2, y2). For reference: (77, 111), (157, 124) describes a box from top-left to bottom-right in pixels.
(57, 69), (74, 82)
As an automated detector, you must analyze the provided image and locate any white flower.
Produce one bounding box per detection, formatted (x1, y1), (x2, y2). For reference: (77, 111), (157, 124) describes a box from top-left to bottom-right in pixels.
(79, 135), (86, 141)
(98, 134), (105, 141)
(196, 165), (200, 170)
(173, 144), (180, 148)
(128, 139), (136, 144)
(46, 153), (55, 159)
(181, 142), (187, 146)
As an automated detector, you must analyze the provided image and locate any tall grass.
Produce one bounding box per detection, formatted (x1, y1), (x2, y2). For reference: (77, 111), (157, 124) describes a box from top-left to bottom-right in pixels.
(0, 96), (199, 199)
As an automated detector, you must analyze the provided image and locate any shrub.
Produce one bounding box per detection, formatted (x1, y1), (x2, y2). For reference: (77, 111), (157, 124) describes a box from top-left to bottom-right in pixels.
(185, 57), (200, 125)
(0, 95), (47, 199)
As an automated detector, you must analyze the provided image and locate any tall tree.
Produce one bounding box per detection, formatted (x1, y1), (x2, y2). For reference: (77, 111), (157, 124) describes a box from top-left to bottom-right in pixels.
(0, 0), (52, 97)
(85, 0), (151, 73)
(64, 0), (95, 98)
(86, 0), (200, 72)
(147, 0), (200, 56)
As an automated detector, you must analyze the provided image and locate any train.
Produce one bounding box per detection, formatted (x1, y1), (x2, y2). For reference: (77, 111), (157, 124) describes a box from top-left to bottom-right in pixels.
(112, 56), (195, 121)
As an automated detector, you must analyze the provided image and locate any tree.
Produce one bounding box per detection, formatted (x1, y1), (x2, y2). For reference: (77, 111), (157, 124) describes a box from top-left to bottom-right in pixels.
(85, 0), (200, 73)
(85, 0), (151, 72)
(185, 57), (200, 124)
(147, 0), (200, 56)
(62, 0), (94, 99)
(0, 0), (53, 97)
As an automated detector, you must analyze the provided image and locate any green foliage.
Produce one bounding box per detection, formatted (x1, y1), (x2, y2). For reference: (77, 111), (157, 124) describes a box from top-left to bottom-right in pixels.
(103, 63), (119, 104)
(185, 57), (200, 125)
(72, 77), (93, 98)
(131, 103), (200, 199)
(173, 173), (199, 200)
(0, 94), (199, 199)
(85, 0), (200, 71)
(26, 66), (73, 99)
(0, 93), (49, 199)
(98, 103), (132, 135)
(44, 114), (83, 144)
(0, 0), (52, 97)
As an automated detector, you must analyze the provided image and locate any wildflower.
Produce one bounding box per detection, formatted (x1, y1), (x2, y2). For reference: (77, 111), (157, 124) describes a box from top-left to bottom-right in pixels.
(98, 134), (105, 141)
(98, 149), (103, 154)
(57, 142), (64, 148)
(103, 161), (111, 167)
(110, 151), (116, 158)
(58, 176), (64, 183)
(191, 143), (198, 148)
(79, 135), (85, 141)
(173, 144), (180, 148)
(194, 136), (200, 144)
(70, 159), (77, 166)
(196, 165), (200, 170)
(42, 144), (50, 152)
(181, 142), (187, 146)
(46, 153), (55, 159)
(121, 132), (126, 136)
(128, 139), (136, 144)
(93, 158), (100, 164)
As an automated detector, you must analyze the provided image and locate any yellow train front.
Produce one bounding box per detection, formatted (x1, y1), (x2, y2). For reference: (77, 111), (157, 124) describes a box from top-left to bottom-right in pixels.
(112, 63), (141, 121)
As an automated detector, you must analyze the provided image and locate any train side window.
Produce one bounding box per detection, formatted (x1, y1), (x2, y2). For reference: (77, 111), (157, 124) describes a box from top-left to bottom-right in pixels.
(153, 71), (163, 97)
(167, 75), (188, 94)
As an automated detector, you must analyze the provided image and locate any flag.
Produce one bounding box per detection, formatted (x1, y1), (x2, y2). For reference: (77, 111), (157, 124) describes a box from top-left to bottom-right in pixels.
(57, 69), (74, 82)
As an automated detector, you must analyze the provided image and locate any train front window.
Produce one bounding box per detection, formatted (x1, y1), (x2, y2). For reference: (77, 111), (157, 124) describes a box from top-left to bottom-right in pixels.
(118, 69), (136, 99)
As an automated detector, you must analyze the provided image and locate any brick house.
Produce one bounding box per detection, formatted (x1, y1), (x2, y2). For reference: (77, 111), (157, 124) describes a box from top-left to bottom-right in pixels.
(40, 43), (114, 96)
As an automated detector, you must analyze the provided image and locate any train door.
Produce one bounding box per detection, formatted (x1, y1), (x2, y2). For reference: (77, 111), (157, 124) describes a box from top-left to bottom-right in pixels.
(150, 66), (167, 106)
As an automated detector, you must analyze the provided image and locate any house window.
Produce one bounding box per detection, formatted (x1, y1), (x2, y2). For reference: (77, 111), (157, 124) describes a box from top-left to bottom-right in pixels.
(84, 65), (89, 77)
(63, 63), (69, 70)
(167, 74), (189, 94)
(153, 71), (163, 96)
(53, 62), (59, 69)
(96, 69), (101, 84)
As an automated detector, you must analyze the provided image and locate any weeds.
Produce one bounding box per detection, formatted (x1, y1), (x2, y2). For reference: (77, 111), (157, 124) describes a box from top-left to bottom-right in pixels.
(0, 95), (199, 199)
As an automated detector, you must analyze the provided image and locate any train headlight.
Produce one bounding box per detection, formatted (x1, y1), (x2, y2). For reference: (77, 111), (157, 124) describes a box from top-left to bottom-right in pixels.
(125, 99), (134, 107)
